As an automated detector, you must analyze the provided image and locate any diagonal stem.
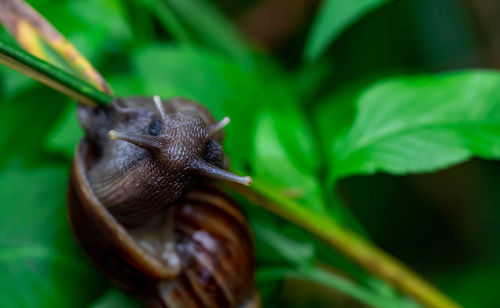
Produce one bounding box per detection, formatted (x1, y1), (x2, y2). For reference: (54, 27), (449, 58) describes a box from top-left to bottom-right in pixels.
(224, 179), (462, 308)
(0, 42), (112, 106)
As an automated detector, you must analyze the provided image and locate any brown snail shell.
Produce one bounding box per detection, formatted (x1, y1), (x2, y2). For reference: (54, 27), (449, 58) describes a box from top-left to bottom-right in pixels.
(67, 97), (259, 307)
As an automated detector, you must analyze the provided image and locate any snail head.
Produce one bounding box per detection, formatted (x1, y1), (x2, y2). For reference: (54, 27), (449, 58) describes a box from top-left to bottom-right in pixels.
(108, 96), (251, 186)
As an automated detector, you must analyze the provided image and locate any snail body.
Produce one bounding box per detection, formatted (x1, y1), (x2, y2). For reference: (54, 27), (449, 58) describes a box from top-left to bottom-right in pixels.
(67, 96), (258, 307)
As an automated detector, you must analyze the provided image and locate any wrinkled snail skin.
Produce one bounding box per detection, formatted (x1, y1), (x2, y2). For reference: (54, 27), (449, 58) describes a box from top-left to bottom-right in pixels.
(77, 96), (230, 226)
(67, 96), (259, 307)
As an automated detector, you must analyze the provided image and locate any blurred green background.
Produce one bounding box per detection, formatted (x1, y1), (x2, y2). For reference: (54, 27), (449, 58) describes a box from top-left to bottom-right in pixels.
(1, 0), (500, 307)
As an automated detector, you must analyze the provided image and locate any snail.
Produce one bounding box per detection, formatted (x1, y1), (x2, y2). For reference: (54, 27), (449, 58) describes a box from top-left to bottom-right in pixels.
(67, 95), (259, 307)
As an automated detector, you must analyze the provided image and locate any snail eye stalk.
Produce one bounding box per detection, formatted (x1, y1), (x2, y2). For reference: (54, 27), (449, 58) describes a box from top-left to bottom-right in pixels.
(153, 95), (168, 122)
(108, 130), (165, 153)
(208, 116), (230, 136)
(190, 159), (252, 186)
(109, 130), (252, 186)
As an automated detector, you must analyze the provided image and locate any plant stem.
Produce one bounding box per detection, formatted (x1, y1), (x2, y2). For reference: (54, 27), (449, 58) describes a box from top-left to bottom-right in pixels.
(225, 179), (462, 308)
(0, 42), (112, 106)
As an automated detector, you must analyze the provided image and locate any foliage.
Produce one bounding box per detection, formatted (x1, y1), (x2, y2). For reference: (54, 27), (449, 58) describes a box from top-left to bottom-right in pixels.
(304, 0), (393, 61)
(316, 71), (500, 183)
(0, 164), (104, 307)
(0, 0), (499, 307)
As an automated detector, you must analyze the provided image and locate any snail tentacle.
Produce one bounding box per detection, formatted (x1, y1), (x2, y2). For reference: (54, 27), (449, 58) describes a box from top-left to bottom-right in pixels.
(108, 129), (169, 153)
(190, 159), (252, 186)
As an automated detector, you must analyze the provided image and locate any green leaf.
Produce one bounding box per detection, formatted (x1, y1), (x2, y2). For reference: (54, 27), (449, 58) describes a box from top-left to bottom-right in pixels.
(0, 86), (69, 168)
(44, 103), (83, 158)
(253, 112), (324, 213)
(252, 220), (315, 266)
(327, 70), (500, 182)
(0, 163), (105, 308)
(33, 0), (132, 65)
(291, 57), (334, 106)
(313, 73), (400, 150)
(313, 82), (358, 156)
(305, 0), (392, 61)
(107, 74), (146, 97)
(156, 0), (253, 66)
(0, 65), (35, 97)
(136, 0), (194, 44)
